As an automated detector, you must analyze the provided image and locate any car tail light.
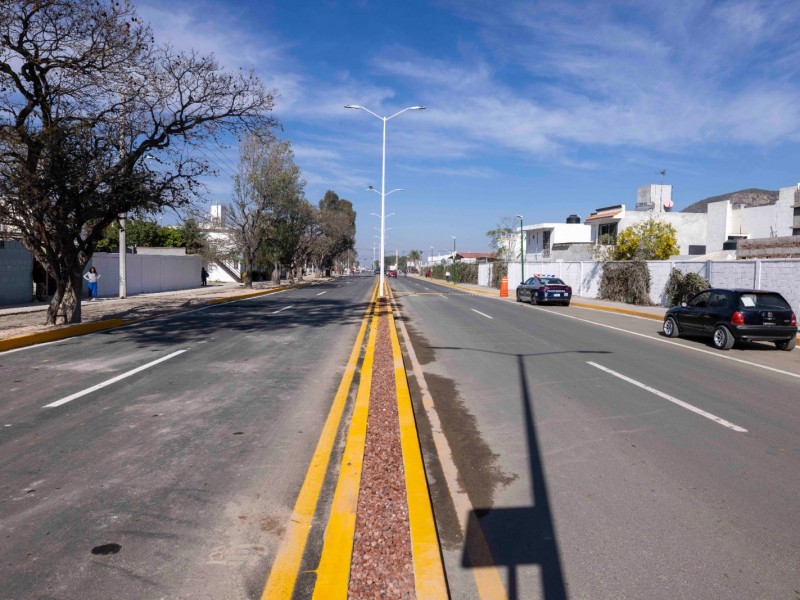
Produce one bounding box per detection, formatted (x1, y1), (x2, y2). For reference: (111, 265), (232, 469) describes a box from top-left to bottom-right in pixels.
(791, 313), (797, 327)
(731, 311), (745, 326)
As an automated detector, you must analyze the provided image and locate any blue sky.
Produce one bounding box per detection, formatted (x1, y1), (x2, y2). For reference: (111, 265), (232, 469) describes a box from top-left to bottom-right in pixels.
(139, 0), (800, 260)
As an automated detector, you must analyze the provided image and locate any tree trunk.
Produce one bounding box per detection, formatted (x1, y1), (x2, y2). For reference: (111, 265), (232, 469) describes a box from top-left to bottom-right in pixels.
(242, 254), (253, 289)
(46, 271), (83, 324)
(272, 261), (280, 284)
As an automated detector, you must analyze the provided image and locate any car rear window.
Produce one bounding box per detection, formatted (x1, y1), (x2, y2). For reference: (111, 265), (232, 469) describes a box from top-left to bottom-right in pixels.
(540, 278), (566, 285)
(738, 293), (791, 310)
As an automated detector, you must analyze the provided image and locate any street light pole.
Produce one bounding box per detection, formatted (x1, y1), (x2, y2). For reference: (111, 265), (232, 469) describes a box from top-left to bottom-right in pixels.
(345, 104), (425, 297)
(516, 214), (524, 283)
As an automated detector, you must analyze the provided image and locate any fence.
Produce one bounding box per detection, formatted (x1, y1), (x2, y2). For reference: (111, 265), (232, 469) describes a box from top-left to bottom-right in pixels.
(87, 252), (203, 297)
(478, 259), (800, 317)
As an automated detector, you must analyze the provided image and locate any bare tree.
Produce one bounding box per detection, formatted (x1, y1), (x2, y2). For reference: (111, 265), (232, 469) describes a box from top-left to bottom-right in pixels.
(486, 216), (521, 263)
(228, 134), (304, 288)
(0, 0), (276, 323)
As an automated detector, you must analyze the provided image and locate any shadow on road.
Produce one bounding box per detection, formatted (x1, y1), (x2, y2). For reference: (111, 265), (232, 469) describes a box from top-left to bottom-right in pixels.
(428, 346), (611, 600)
(84, 281), (373, 348)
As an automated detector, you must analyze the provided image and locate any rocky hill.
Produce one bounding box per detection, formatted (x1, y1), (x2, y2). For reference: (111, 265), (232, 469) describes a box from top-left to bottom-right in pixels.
(681, 188), (778, 213)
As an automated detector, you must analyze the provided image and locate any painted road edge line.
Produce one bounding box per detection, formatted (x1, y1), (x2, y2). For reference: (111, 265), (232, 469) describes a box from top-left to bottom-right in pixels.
(260, 283), (377, 599)
(587, 361), (748, 433)
(391, 286), (508, 599)
(43, 349), (188, 408)
(387, 288), (449, 599)
(538, 307), (800, 381)
(311, 291), (379, 598)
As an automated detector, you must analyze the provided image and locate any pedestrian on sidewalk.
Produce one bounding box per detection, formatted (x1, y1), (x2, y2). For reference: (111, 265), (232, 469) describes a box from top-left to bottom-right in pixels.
(83, 266), (100, 301)
(201, 267), (209, 286)
(445, 270), (451, 283)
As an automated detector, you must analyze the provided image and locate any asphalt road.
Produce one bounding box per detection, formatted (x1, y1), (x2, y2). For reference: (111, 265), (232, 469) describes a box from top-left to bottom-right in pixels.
(391, 276), (800, 600)
(0, 277), (375, 600)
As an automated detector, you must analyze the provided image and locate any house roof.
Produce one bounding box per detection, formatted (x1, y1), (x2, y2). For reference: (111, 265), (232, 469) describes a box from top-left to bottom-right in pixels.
(457, 252), (495, 259)
(585, 208), (623, 222)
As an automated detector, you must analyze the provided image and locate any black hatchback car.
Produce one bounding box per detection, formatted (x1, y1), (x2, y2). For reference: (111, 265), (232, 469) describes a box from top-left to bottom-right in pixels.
(663, 288), (797, 351)
(516, 275), (572, 306)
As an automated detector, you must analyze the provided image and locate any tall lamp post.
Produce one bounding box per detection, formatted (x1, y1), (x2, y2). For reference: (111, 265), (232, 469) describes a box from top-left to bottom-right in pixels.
(516, 214), (524, 283)
(345, 104), (425, 297)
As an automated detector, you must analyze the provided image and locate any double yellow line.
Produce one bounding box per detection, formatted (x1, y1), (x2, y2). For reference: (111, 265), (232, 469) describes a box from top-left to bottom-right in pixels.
(261, 280), (447, 599)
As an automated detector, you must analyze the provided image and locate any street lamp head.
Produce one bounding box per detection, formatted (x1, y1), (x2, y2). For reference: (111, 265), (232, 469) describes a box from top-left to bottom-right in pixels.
(410, 106), (426, 110)
(515, 214), (523, 219)
(344, 104), (362, 109)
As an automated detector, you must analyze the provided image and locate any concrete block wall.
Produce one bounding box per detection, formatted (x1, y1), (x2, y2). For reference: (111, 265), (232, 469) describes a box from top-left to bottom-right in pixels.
(0, 240), (33, 304)
(87, 253), (203, 297)
(504, 258), (800, 317)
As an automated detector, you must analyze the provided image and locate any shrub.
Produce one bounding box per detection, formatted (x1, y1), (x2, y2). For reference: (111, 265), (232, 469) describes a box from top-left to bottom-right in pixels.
(662, 268), (710, 306)
(491, 261), (508, 288)
(599, 260), (651, 305)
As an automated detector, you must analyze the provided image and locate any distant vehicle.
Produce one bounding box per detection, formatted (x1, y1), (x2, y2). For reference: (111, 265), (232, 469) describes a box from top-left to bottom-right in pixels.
(663, 288), (797, 351)
(516, 275), (572, 306)
(387, 269), (398, 278)
(374, 269), (380, 275)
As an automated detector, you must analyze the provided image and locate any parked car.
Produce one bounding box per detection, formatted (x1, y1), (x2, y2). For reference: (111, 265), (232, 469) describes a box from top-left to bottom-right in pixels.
(663, 288), (797, 351)
(516, 275), (572, 306)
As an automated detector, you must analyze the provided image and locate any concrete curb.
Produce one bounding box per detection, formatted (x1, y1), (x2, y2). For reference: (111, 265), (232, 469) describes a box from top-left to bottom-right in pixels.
(0, 283), (304, 353)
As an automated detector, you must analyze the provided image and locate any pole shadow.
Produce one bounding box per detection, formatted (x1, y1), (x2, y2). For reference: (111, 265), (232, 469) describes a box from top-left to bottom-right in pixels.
(427, 346), (612, 599)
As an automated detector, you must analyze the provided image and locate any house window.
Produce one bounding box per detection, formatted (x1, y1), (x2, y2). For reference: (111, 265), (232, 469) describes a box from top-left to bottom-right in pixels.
(598, 223), (617, 244)
(793, 228), (800, 236)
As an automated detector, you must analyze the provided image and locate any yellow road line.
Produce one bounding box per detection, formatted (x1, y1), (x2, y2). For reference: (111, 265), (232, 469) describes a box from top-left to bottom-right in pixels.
(386, 287), (449, 598)
(260, 283), (377, 599)
(311, 293), (380, 599)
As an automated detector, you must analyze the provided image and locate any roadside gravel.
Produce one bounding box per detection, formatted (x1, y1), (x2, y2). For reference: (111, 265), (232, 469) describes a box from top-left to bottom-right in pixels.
(349, 303), (416, 598)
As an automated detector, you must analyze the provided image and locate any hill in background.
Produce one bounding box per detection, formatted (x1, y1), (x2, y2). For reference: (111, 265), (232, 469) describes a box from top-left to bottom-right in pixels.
(680, 188), (779, 213)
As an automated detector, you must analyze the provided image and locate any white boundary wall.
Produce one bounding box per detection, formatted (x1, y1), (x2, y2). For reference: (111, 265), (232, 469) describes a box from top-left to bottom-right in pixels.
(87, 253), (202, 297)
(0, 240), (33, 304)
(479, 259), (800, 317)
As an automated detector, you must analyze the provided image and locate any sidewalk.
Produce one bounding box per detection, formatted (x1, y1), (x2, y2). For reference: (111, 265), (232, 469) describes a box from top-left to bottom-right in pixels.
(0, 280), (309, 348)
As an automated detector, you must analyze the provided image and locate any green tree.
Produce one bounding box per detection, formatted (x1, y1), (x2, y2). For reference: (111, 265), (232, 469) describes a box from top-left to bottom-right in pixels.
(311, 191), (356, 273)
(181, 218), (208, 256)
(407, 249), (422, 272)
(611, 218), (679, 260)
(0, 0), (275, 324)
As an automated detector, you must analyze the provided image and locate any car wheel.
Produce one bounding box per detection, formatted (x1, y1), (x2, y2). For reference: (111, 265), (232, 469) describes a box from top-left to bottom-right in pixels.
(516, 291), (521, 302)
(530, 294), (537, 305)
(663, 316), (680, 338)
(563, 302), (570, 307)
(775, 337), (797, 351)
(712, 325), (735, 350)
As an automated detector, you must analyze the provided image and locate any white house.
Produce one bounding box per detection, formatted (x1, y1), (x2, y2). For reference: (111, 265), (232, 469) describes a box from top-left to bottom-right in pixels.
(586, 184), (799, 256)
(523, 219), (592, 260)
(203, 205), (243, 283)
